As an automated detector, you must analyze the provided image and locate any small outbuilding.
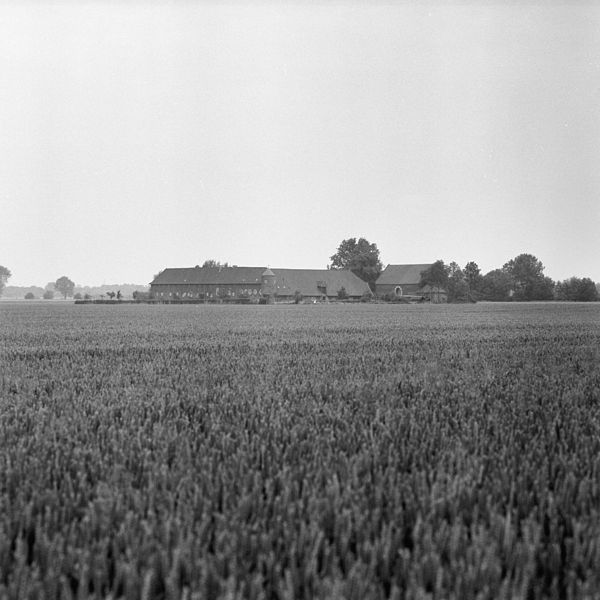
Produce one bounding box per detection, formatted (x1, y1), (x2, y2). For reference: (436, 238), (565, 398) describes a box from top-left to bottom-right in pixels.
(376, 264), (447, 303)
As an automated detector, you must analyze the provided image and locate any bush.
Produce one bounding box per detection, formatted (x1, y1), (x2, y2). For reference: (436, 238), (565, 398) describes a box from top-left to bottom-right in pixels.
(133, 291), (150, 301)
(381, 292), (411, 303)
(24, 292), (35, 300)
(73, 293), (82, 300)
(42, 290), (54, 300)
(337, 287), (348, 300)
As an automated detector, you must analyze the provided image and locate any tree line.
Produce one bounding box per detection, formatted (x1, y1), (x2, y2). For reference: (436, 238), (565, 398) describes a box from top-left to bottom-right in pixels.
(1, 246), (598, 302)
(328, 238), (599, 302)
(0, 272), (106, 300)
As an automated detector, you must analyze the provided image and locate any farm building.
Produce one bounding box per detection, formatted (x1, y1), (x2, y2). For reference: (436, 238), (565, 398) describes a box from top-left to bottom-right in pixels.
(376, 264), (448, 303)
(149, 265), (371, 301)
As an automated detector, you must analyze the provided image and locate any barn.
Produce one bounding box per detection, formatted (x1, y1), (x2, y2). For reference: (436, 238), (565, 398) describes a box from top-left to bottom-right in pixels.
(149, 265), (371, 302)
(375, 264), (448, 303)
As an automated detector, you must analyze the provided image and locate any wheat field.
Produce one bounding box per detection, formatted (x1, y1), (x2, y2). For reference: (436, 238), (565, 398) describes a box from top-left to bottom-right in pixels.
(1, 302), (599, 599)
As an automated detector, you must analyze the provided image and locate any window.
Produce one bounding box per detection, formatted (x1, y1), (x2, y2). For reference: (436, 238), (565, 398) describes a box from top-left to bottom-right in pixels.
(395, 286), (403, 297)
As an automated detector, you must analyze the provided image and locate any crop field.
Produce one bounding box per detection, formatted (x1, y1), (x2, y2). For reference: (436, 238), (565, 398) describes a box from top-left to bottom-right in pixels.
(1, 301), (599, 600)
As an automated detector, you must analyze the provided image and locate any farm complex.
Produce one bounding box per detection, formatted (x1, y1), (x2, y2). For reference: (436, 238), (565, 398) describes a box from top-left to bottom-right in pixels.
(150, 263), (446, 302)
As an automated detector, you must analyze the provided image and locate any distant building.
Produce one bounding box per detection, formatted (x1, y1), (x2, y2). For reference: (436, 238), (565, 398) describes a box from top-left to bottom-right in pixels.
(376, 264), (447, 303)
(149, 265), (371, 301)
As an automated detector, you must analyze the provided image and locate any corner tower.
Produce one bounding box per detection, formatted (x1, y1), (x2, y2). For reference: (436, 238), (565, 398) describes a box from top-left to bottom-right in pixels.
(261, 268), (276, 301)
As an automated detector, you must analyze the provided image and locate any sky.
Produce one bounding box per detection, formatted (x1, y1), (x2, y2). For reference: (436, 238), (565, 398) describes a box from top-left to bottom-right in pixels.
(2, 0), (599, 287)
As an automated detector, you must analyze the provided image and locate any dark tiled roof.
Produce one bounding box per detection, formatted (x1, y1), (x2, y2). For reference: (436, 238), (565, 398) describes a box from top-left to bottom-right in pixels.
(376, 264), (432, 286)
(150, 266), (370, 297)
(271, 269), (370, 297)
(151, 266), (265, 286)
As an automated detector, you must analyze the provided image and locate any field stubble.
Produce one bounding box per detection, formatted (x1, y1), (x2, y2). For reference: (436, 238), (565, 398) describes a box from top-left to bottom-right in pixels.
(1, 302), (599, 599)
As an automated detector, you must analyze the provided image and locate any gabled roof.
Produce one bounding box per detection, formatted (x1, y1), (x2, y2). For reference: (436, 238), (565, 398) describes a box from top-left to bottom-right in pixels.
(151, 266), (265, 286)
(376, 264), (432, 286)
(150, 266), (371, 297)
(271, 269), (370, 297)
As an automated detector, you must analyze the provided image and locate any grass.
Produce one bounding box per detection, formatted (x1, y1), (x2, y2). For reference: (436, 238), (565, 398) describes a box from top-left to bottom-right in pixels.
(1, 302), (599, 599)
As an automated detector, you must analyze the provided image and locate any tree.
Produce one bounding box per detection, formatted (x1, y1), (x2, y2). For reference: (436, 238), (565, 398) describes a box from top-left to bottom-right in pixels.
(0, 265), (11, 298)
(529, 275), (555, 301)
(502, 254), (554, 301)
(480, 269), (513, 301)
(202, 260), (229, 269)
(419, 260), (449, 299)
(555, 277), (599, 302)
(446, 262), (469, 302)
(24, 292), (35, 300)
(329, 237), (383, 291)
(43, 290), (54, 300)
(554, 280), (570, 301)
(464, 261), (482, 293)
(577, 278), (599, 301)
(74, 293), (82, 300)
(55, 276), (75, 299)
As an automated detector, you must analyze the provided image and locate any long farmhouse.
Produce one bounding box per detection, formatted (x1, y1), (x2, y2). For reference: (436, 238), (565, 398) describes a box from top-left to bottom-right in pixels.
(150, 266), (371, 302)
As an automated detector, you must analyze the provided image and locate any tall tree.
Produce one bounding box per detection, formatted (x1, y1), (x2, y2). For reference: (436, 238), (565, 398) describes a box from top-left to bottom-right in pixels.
(502, 254), (554, 300)
(329, 237), (383, 290)
(55, 276), (75, 299)
(446, 262), (469, 302)
(0, 265), (11, 298)
(464, 261), (482, 292)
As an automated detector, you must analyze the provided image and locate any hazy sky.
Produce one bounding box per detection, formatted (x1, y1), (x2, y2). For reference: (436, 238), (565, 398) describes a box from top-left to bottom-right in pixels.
(2, 1), (599, 286)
